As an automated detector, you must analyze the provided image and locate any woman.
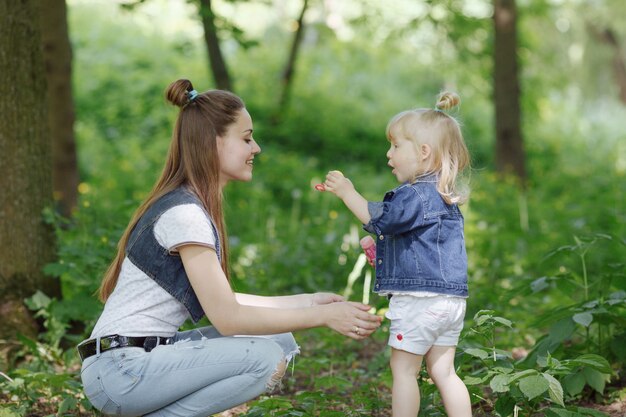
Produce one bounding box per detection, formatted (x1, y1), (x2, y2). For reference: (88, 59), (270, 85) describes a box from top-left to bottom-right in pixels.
(78, 79), (382, 417)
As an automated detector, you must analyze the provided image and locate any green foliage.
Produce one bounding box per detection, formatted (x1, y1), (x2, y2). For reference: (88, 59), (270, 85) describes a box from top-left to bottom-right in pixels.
(5, 1), (625, 415)
(461, 311), (612, 416)
(0, 332), (91, 417)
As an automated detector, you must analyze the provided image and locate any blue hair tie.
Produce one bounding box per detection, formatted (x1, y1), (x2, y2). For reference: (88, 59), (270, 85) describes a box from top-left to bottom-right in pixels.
(187, 89), (199, 102)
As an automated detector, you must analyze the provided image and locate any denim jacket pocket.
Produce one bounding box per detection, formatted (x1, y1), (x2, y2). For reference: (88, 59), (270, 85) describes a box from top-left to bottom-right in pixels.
(395, 234), (421, 277)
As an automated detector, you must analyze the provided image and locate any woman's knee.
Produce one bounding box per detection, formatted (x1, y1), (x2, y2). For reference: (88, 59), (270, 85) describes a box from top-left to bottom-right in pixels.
(251, 339), (286, 390)
(264, 333), (300, 361)
(267, 355), (287, 390)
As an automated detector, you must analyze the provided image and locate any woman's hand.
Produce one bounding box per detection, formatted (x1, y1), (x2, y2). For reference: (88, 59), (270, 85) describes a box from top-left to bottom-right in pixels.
(321, 301), (382, 340)
(323, 170), (355, 200)
(311, 292), (345, 306)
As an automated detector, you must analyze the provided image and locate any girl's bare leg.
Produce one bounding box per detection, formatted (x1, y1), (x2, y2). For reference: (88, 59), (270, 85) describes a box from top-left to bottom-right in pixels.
(425, 345), (472, 417)
(390, 348), (423, 417)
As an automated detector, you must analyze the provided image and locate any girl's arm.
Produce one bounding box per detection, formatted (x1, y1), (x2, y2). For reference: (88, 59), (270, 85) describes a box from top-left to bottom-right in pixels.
(324, 171), (371, 224)
(180, 244), (381, 339)
(235, 292), (344, 309)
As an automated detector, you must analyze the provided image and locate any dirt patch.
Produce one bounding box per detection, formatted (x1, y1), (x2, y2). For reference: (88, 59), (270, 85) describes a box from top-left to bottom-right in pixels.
(581, 399), (626, 417)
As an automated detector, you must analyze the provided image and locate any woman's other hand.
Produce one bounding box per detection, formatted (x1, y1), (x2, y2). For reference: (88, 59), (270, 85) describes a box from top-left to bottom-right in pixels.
(322, 301), (382, 340)
(311, 292), (344, 306)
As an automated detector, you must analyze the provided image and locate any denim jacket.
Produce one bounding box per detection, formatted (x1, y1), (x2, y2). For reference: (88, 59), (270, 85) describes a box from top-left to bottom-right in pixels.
(126, 187), (221, 322)
(364, 176), (468, 297)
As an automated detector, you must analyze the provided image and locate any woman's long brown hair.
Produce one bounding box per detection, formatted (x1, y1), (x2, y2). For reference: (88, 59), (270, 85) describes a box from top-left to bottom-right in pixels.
(98, 79), (243, 302)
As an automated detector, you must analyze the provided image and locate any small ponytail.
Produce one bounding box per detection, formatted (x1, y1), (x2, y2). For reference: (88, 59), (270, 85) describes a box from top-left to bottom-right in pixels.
(435, 91), (461, 112)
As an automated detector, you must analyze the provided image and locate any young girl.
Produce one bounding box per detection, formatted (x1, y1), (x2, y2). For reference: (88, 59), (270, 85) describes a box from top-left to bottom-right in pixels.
(323, 92), (472, 417)
(78, 79), (382, 417)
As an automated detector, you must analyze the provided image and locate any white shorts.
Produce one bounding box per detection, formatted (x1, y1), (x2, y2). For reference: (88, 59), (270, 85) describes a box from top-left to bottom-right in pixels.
(385, 295), (466, 355)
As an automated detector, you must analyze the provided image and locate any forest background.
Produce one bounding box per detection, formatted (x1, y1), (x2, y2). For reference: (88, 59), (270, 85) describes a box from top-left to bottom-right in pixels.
(1, 0), (625, 416)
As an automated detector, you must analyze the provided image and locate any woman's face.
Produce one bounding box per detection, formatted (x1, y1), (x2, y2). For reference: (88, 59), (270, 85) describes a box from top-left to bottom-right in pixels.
(217, 108), (261, 187)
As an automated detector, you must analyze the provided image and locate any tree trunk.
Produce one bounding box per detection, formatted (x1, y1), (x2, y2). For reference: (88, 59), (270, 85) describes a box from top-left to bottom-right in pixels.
(40, 0), (79, 219)
(199, 0), (233, 91)
(493, 0), (526, 181)
(0, 0), (59, 340)
(587, 25), (626, 105)
(277, 0), (309, 115)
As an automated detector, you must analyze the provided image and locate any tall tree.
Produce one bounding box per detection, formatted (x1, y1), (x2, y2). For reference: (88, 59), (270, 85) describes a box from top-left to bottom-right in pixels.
(199, 0), (233, 91)
(40, 0), (79, 218)
(277, 0), (309, 114)
(494, 0), (526, 181)
(587, 25), (626, 105)
(0, 0), (59, 339)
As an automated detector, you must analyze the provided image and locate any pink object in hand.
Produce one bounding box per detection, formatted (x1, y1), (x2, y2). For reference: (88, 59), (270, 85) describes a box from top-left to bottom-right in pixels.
(360, 236), (376, 267)
(314, 183), (326, 192)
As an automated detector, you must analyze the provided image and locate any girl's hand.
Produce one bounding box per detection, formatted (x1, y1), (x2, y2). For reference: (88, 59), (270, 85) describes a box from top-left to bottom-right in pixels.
(311, 292), (345, 306)
(322, 301), (382, 340)
(324, 170), (354, 199)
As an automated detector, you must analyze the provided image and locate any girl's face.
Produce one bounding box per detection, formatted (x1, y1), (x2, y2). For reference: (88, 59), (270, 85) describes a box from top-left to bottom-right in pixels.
(386, 135), (428, 183)
(217, 108), (261, 187)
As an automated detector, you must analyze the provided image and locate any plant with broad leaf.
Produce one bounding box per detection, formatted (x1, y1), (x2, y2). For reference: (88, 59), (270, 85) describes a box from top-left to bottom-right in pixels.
(528, 234), (626, 368)
(461, 310), (612, 417)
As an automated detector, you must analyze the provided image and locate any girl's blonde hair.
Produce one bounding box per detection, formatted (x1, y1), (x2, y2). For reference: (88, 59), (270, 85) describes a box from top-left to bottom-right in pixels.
(386, 91), (470, 205)
(98, 79), (242, 302)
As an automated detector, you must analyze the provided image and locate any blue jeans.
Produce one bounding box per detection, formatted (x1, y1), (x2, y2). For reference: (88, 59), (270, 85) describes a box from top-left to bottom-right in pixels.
(80, 327), (299, 416)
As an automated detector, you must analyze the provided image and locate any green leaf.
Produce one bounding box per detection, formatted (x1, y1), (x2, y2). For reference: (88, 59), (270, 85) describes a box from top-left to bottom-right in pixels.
(492, 366), (514, 374)
(508, 369), (538, 383)
(544, 408), (579, 417)
(475, 314), (492, 326)
(464, 348), (489, 359)
(549, 317), (576, 343)
(24, 290), (52, 311)
(570, 354), (612, 373)
(493, 317), (513, 328)
(463, 375), (486, 385)
(474, 309), (495, 318)
(494, 394), (517, 417)
(530, 276), (551, 292)
(0, 409), (22, 417)
(490, 374), (511, 393)
(609, 291), (626, 300)
(572, 312), (593, 327)
(563, 371), (586, 396)
(574, 406), (611, 417)
(518, 375), (549, 400)
(57, 397), (77, 415)
(583, 368), (606, 393)
(543, 373), (564, 407)
(15, 334), (38, 353)
(611, 333), (626, 361)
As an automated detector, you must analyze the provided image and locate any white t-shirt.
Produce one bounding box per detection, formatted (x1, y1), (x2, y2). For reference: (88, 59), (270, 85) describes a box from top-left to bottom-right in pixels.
(90, 204), (216, 338)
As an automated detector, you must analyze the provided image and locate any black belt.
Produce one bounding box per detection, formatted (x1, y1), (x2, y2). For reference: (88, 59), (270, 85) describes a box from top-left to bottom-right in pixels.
(77, 335), (170, 361)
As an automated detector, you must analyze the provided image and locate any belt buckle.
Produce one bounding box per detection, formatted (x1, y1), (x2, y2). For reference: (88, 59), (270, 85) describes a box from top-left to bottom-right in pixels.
(76, 339), (91, 361)
(143, 336), (159, 352)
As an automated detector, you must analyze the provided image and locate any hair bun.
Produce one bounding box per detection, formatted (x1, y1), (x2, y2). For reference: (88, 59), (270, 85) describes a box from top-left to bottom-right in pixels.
(165, 79), (195, 108)
(435, 92), (461, 111)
